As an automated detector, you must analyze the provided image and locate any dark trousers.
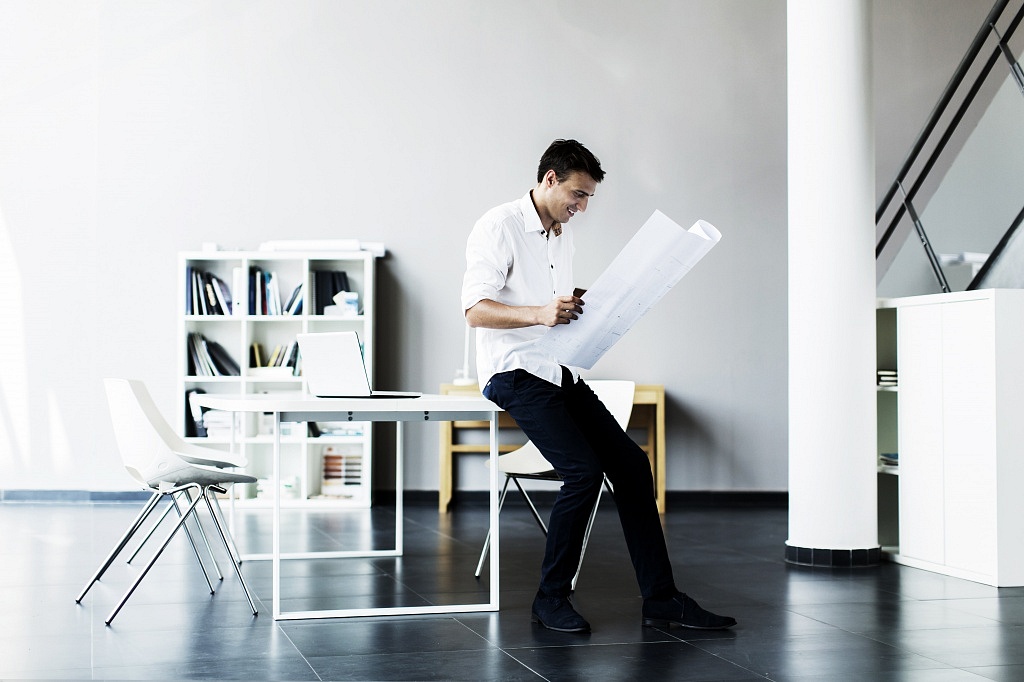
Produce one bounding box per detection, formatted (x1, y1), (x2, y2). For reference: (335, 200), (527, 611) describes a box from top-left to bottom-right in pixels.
(483, 368), (676, 599)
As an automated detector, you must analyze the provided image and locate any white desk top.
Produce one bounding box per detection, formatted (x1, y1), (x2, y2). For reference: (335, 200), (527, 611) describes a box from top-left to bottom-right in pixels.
(193, 391), (500, 421)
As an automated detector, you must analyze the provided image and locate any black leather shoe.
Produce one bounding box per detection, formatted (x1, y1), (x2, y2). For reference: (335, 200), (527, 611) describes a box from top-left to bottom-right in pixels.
(642, 592), (736, 630)
(531, 592), (591, 633)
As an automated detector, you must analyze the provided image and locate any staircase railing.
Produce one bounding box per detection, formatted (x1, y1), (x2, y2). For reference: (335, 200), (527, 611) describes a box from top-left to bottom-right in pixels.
(876, 0), (1024, 297)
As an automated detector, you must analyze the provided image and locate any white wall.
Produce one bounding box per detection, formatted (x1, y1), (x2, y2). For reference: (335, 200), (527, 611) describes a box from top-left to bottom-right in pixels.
(0, 0), (988, 494)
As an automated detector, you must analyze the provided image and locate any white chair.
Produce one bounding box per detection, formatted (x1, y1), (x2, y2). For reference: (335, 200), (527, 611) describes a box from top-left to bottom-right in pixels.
(474, 380), (635, 589)
(75, 379), (258, 625)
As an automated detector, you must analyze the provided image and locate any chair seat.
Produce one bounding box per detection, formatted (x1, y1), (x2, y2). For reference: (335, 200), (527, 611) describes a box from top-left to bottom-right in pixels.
(154, 466), (257, 488)
(494, 442), (556, 477)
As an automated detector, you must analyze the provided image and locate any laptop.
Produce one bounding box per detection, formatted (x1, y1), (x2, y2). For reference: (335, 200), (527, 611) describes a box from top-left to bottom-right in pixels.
(297, 331), (421, 399)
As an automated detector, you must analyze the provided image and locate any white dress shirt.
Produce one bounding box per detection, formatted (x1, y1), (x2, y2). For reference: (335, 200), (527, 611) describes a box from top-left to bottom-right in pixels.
(462, 191), (580, 388)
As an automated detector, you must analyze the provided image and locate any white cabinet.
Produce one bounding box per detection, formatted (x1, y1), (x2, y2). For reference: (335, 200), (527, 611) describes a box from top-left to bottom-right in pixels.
(177, 249), (380, 508)
(887, 289), (1024, 586)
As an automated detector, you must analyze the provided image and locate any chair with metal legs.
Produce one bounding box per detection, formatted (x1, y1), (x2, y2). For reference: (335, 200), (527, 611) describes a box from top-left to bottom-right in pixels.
(75, 378), (258, 625)
(474, 380), (635, 589)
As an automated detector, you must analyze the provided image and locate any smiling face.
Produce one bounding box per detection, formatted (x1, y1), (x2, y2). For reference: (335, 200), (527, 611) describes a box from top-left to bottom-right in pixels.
(535, 169), (597, 230)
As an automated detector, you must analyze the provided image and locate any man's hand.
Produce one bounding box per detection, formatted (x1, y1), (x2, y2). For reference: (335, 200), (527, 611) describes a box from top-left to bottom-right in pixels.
(538, 295), (584, 327)
(466, 295), (585, 329)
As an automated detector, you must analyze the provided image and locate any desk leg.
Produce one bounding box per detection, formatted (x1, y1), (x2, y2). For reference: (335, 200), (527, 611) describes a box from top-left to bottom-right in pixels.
(655, 394), (666, 513)
(395, 421), (404, 555)
(488, 411), (500, 609)
(270, 411), (282, 618)
(228, 411), (238, 535)
(439, 420), (453, 513)
(272, 411), (282, 620)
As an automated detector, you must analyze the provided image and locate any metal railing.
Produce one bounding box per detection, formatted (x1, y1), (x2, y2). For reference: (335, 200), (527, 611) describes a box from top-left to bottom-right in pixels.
(876, 0), (1024, 297)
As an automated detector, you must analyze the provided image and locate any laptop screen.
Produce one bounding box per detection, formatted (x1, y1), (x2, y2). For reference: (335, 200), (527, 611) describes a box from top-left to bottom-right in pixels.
(296, 332), (372, 398)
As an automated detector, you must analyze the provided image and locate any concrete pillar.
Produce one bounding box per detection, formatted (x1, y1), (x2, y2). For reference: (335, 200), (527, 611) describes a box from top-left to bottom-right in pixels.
(787, 0), (880, 566)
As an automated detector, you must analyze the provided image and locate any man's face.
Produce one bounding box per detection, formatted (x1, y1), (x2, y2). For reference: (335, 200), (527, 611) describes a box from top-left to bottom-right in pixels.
(546, 170), (597, 224)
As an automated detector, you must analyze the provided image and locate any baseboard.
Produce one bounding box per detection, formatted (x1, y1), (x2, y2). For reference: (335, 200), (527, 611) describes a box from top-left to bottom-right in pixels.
(0, 490), (152, 503)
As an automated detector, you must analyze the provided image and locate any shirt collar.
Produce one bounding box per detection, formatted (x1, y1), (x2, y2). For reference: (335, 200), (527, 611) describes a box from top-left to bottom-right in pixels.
(519, 191), (562, 237)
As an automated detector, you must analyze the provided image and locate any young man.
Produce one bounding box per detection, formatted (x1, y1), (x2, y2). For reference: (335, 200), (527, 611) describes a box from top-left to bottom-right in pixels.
(461, 139), (736, 633)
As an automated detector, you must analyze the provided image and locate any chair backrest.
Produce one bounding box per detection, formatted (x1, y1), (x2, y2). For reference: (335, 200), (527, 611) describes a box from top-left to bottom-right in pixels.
(104, 378), (245, 487)
(104, 378), (186, 487)
(586, 380), (635, 429)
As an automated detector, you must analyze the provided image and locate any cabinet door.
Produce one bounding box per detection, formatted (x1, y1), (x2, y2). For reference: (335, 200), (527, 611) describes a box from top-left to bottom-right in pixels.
(940, 300), (997, 576)
(897, 304), (945, 564)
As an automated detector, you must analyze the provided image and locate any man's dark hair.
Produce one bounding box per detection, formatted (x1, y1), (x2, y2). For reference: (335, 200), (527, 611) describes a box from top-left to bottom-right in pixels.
(537, 139), (605, 184)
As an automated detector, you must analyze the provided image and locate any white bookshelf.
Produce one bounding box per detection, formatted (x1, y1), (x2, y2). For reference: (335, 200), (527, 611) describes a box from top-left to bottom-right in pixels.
(177, 249), (381, 508)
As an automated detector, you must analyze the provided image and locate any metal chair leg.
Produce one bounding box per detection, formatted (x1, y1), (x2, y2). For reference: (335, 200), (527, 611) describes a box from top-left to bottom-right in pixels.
(208, 492), (243, 566)
(105, 488), (205, 625)
(127, 491), (221, 589)
(75, 491), (162, 604)
(176, 489), (224, 582)
(474, 476), (512, 579)
(125, 497), (174, 564)
(202, 486), (258, 615)
(572, 477), (615, 590)
(171, 492), (219, 592)
(474, 474), (615, 590)
(511, 477), (549, 535)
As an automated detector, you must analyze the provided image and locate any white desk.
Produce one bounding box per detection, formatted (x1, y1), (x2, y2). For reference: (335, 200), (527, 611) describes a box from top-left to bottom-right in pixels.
(193, 392), (501, 620)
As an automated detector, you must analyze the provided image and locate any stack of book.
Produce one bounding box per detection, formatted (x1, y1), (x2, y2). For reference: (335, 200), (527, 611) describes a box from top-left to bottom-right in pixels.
(186, 267), (233, 315)
(249, 266), (302, 316)
(187, 333), (240, 376)
(877, 369), (898, 388)
(249, 340), (299, 374)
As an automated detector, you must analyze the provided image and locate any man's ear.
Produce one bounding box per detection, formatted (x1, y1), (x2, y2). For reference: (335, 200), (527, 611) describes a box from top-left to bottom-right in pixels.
(543, 169), (558, 187)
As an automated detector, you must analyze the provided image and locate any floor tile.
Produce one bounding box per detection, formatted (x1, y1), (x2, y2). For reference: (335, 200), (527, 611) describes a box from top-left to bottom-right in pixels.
(5, 500), (1024, 680)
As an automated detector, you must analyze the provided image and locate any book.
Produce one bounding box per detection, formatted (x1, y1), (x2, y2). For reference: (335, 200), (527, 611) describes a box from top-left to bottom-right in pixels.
(248, 266), (258, 315)
(185, 265), (194, 315)
(250, 342), (264, 368)
(206, 339), (240, 375)
(284, 283), (303, 315)
(187, 332), (239, 376)
(267, 271), (283, 315)
(283, 341), (298, 369)
(195, 270), (208, 315)
(187, 333), (214, 375)
(210, 273), (232, 315)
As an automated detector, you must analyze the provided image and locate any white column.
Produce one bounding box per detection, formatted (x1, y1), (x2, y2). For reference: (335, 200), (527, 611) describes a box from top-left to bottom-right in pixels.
(787, 0), (879, 564)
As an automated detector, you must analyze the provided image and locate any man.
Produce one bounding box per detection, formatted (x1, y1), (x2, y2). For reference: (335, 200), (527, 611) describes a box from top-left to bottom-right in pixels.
(461, 139), (737, 633)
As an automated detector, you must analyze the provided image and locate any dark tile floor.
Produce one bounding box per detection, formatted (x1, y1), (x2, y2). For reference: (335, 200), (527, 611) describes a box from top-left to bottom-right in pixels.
(4, 497), (1024, 680)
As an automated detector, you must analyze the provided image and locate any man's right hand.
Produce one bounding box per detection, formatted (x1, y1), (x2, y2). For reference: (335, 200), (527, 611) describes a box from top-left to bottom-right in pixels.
(538, 295), (585, 327)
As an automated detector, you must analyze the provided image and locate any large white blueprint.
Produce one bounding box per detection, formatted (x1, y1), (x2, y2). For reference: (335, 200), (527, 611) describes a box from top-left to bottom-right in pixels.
(534, 210), (722, 370)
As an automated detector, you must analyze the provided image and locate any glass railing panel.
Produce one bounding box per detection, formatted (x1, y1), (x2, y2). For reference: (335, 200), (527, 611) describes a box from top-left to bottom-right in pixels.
(877, 66), (1024, 297)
